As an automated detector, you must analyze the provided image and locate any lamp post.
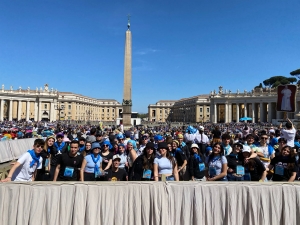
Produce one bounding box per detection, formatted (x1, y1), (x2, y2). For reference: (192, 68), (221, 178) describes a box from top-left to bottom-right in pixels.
(86, 108), (93, 125)
(22, 112), (25, 122)
(54, 104), (65, 121)
(183, 103), (186, 124)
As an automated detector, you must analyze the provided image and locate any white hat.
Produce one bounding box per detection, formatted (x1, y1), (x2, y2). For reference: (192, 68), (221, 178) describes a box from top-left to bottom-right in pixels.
(113, 154), (121, 161)
(191, 143), (199, 149)
(242, 145), (251, 153)
(199, 126), (204, 131)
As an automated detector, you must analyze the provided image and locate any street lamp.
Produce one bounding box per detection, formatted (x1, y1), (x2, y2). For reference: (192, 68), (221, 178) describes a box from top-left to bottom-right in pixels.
(54, 103), (65, 121)
(183, 104), (186, 124)
(86, 108), (93, 124)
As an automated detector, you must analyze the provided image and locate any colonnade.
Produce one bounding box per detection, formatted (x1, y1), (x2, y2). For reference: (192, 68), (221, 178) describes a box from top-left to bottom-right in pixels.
(211, 101), (295, 123)
(0, 98), (56, 122)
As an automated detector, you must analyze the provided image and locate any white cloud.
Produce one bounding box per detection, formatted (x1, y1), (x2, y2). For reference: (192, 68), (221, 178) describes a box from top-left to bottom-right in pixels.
(135, 48), (159, 55)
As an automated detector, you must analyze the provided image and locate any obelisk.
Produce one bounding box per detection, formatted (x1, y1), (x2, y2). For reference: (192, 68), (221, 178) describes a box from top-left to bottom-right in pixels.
(122, 15), (132, 128)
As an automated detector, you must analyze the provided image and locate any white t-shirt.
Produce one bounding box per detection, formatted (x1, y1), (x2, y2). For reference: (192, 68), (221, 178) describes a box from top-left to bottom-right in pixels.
(195, 133), (209, 144)
(257, 145), (274, 168)
(12, 152), (42, 181)
(281, 128), (296, 147)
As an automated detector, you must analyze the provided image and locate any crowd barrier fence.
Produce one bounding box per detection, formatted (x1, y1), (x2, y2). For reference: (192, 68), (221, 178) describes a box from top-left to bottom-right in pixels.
(0, 138), (35, 163)
(0, 182), (299, 225)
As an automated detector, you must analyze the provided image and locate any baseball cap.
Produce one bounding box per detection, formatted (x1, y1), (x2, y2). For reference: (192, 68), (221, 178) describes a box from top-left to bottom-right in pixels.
(154, 135), (164, 141)
(191, 143), (199, 149)
(56, 133), (64, 138)
(242, 145), (251, 153)
(177, 134), (183, 139)
(113, 154), (121, 161)
(145, 142), (155, 150)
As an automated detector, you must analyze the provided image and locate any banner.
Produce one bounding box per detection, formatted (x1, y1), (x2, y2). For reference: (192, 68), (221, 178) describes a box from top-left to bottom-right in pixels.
(276, 84), (297, 112)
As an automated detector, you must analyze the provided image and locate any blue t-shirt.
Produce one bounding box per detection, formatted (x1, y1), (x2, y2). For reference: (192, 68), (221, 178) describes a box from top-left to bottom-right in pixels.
(154, 156), (173, 174)
(205, 155), (227, 176)
(84, 154), (102, 173)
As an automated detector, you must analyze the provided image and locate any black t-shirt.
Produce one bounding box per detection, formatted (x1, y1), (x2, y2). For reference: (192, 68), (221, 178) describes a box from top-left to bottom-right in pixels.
(100, 151), (114, 170)
(212, 130), (221, 139)
(50, 142), (68, 166)
(171, 149), (187, 167)
(270, 155), (298, 181)
(226, 153), (244, 173)
(57, 153), (83, 181)
(188, 154), (205, 179)
(105, 168), (127, 181)
(243, 157), (266, 181)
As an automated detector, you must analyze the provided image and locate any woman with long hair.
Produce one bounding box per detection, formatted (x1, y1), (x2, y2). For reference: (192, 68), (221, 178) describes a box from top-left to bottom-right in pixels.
(80, 142), (102, 181)
(100, 140), (113, 171)
(154, 142), (179, 181)
(268, 145), (297, 182)
(127, 140), (138, 175)
(189, 143), (206, 181)
(211, 126), (222, 145)
(130, 142), (156, 181)
(205, 143), (228, 181)
(82, 141), (92, 157)
(117, 144), (128, 170)
(35, 136), (55, 181)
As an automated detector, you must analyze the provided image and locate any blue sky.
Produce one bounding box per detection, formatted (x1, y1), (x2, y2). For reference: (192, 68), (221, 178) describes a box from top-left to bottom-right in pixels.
(0, 0), (300, 113)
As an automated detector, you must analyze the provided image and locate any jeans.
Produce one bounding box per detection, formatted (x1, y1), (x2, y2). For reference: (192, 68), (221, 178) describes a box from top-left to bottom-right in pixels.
(227, 173), (244, 181)
(166, 175), (175, 181)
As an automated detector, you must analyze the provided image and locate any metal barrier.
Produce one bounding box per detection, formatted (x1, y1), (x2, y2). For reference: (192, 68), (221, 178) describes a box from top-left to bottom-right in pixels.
(0, 138), (35, 179)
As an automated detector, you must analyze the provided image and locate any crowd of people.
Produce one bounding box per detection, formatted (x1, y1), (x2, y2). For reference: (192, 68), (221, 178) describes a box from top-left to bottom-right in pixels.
(1, 118), (300, 182)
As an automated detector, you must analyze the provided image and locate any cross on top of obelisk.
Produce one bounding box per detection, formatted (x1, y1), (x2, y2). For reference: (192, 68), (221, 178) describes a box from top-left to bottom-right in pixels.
(127, 14), (131, 30)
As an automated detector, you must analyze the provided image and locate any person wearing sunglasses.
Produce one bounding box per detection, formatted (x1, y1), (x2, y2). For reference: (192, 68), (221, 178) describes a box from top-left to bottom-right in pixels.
(257, 132), (275, 171)
(100, 140), (113, 171)
(2, 139), (45, 182)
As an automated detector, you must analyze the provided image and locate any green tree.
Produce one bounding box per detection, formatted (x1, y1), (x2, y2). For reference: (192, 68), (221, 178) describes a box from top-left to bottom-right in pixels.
(262, 76), (296, 88)
(290, 69), (300, 76)
(254, 83), (263, 89)
(290, 69), (300, 86)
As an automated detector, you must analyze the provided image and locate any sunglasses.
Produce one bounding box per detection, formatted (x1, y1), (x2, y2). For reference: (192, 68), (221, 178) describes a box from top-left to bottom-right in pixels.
(93, 147), (100, 149)
(103, 144), (109, 147)
(261, 137), (268, 140)
(36, 145), (43, 148)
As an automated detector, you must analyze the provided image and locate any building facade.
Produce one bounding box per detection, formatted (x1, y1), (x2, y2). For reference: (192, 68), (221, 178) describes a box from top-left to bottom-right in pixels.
(148, 86), (300, 123)
(0, 84), (122, 122)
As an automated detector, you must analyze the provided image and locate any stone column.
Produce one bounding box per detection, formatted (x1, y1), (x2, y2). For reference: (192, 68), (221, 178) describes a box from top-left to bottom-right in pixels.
(38, 101), (42, 121)
(0, 99), (3, 121)
(228, 103), (232, 122)
(34, 101), (38, 121)
(236, 103), (239, 122)
(252, 103), (255, 123)
(9, 100), (13, 121)
(50, 102), (55, 122)
(268, 102), (273, 123)
(224, 103), (227, 123)
(260, 102), (264, 122)
(244, 103), (247, 117)
(214, 104), (217, 123)
(26, 101), (30, 121)
(17, 100), (22, 121)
